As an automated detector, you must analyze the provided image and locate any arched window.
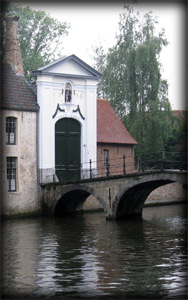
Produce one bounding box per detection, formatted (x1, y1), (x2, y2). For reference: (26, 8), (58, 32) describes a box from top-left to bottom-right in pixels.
(65, 82), (72, 103)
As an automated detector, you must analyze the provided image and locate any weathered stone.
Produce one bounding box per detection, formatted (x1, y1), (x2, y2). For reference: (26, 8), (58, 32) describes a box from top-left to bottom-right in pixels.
(40, 171), (187, 220)
(1, 111), (38, 216)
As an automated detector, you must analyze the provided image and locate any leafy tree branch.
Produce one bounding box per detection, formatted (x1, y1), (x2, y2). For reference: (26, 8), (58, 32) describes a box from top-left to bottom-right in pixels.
(1, 3), (71, 80)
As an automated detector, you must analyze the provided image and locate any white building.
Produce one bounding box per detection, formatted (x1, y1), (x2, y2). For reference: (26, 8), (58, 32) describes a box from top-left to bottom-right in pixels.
(1, 16), (136, 217)
(33, 55), (102, 183)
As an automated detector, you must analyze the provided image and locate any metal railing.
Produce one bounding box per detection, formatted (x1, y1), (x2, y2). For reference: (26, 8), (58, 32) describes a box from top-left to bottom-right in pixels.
(56, 151), (187, 182)
(138, 151), (187, 172)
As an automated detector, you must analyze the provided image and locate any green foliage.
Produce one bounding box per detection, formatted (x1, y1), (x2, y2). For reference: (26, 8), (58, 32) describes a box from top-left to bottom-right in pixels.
(164, 112), (187, 154)
(92, 43), (107, 99)
(92, 4), (176, 162)
(1, 3), (70, 80)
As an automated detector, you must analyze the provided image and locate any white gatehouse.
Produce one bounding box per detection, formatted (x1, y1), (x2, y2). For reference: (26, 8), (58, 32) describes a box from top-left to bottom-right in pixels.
(33, 55), (102, 183)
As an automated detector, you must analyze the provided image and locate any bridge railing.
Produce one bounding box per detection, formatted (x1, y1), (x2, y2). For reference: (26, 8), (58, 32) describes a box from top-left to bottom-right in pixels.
(59, 151), (187, 182)
(84, 155), (135, 178)
(72, 156), (133, 180)
(138, 151), (187, 172)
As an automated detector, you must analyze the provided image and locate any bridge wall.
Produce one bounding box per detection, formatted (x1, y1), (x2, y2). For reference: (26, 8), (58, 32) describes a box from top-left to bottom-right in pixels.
(41, 171), (187, 220)
(112, 172), (186, 219)
(83, 182), (186, 211)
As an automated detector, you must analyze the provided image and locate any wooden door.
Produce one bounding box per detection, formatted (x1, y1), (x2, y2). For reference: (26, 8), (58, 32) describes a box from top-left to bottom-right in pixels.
(55, 118), (81, 181)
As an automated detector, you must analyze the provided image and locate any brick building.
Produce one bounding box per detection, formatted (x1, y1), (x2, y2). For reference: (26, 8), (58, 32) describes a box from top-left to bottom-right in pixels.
(83, 99), (138, 211)
(1, 16), (39, 216)
(97, 98), (137, 176)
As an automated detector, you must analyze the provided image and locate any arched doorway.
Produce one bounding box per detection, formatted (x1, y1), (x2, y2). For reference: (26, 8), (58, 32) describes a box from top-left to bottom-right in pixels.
(55, 118), (81, 181)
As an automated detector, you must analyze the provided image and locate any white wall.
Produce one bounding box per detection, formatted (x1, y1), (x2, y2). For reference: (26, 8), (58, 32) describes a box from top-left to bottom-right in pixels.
(37, 75), (98, 183)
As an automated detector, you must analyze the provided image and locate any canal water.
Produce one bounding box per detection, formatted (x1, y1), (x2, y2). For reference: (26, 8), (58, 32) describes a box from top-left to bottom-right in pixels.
(1, 203), (187, 299)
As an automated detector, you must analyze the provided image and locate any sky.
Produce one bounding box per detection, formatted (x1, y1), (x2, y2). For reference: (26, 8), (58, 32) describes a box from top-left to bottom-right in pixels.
(15, 1), (187, 110)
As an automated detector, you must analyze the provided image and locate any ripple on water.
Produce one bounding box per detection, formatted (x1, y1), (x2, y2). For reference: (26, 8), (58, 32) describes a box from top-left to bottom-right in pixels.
(1, 204), (187, 299)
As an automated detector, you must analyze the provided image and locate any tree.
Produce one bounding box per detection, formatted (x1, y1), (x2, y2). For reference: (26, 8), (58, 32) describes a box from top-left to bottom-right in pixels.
(164, 112), (187, 154)
(1, 3), (70, 80)
(92, 5), (173, 161)
(92, 43), (107, 99)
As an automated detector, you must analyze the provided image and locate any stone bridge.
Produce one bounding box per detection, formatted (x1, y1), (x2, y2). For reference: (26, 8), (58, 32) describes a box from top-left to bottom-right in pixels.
(40, 170), (187, 220)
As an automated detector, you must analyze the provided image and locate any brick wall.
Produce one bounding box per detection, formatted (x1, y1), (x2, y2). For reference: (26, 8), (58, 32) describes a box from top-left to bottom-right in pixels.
(3, 16), (24, 75)
(97, 143), (135, 177)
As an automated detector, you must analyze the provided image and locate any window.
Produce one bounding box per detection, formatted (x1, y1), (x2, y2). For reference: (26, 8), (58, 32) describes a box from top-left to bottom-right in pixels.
(65, 82), (72, 102)
(6, 117), (16, 144)
(7, 157), (17, 192)
(131, 145), (134, 155)
(103, 150), (109, 164)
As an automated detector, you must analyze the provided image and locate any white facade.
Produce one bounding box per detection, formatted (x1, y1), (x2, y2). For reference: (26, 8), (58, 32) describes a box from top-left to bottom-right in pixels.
(34, 55), (102, 183)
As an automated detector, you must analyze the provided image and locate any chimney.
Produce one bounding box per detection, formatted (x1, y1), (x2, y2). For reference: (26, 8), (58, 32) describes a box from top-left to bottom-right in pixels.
(3, 16), (24, 75)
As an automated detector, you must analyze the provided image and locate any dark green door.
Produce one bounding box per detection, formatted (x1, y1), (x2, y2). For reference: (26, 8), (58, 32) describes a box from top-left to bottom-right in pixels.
(55, 118), (81, 181)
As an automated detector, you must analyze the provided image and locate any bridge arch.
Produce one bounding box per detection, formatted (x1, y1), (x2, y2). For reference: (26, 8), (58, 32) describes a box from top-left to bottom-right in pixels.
(52, 184), (111, 217)
(112, 172), (186, 220)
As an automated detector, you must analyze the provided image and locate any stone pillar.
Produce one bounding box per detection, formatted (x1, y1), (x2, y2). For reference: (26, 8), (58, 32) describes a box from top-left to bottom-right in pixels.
(3, 16), (24, 75)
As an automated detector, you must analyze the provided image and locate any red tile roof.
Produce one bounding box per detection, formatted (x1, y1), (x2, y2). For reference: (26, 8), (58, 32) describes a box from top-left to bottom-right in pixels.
(1, 63), (39, 112)
(97, 98), (137, 145)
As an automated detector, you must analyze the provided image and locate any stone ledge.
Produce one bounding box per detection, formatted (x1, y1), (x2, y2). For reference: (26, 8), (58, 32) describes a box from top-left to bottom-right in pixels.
(144, 198), (186, 207)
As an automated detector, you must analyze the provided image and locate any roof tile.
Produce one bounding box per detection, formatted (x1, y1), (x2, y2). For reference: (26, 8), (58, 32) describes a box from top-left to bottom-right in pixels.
(97, 98), (137, 145)
(1, 63), (39, 112)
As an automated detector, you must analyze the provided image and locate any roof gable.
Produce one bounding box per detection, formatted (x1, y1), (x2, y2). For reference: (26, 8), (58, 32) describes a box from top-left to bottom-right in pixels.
(33, 54), (102, 80)
(97, 98), (137, 145)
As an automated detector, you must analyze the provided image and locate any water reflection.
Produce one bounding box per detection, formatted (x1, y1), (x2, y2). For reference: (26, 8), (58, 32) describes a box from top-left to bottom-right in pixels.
(2, 219), (41, 297)
(1, 204), (187, 299)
